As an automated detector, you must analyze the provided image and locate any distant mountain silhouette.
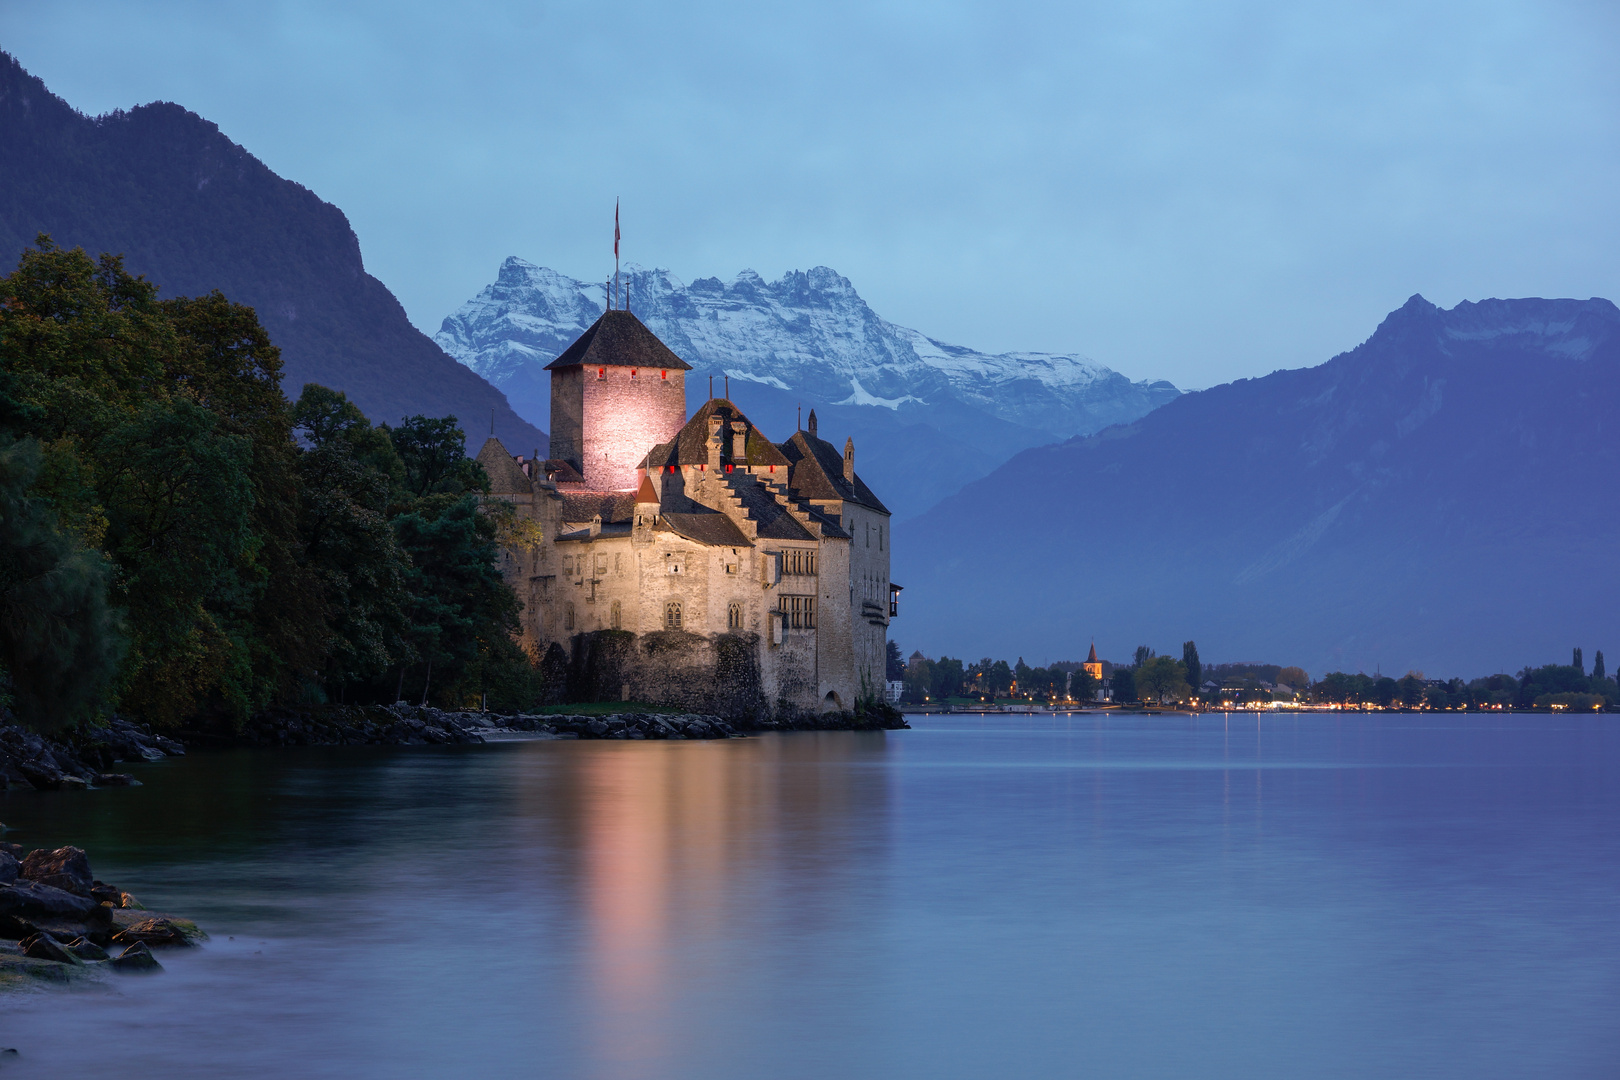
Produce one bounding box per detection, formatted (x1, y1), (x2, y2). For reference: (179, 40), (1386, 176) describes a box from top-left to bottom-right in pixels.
(897, 294), (1620, 677)
(0, 51), (542, 452)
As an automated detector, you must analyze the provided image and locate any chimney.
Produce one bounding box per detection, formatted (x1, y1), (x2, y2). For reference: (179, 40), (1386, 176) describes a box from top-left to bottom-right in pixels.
(731, 421), (748, 463)
(707, 414), (723, 469)
(843, 437), (855, 482)
(589, 514), (602, 538)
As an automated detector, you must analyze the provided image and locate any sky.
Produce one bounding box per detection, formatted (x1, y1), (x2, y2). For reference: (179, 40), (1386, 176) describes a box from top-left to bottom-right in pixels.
(3, 0), (1617, 389)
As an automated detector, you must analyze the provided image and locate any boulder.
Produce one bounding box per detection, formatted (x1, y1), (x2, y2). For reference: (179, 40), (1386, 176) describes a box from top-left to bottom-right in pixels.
(110, 940), (162, 972)
(0, 880), (103, 922)
(90, 881), (124, 906)
(0, 852), (15, 885)
(20, 931), (81, 965)
(65, 936), (110, 961)
(20, 846), (94, 896)
(112, 915), (197, 947)
(587, 720), (609, 737)
(95, 773), (139, 787)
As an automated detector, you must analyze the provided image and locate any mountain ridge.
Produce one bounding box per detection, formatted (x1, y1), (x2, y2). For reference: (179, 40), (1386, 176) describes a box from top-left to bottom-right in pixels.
(435, 257), (1179, 515)
(0, 50), (543, 452)
(895, 292), (1620, 675)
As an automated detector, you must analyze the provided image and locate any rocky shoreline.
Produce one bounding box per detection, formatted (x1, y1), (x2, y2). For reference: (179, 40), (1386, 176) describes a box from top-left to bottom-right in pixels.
(0, 717), (185, 792)
(0, 703), (908, 793)
(187, 703), (906, 750)
(0, 843), (203, 989)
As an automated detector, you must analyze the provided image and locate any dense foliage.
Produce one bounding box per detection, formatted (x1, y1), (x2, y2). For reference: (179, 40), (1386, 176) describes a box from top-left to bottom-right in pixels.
(0, 240), (541, 731)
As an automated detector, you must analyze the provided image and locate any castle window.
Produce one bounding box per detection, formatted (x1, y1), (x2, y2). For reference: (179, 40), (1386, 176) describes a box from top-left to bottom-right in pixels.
(727, 602), (743, 629)
(631, 369), (638, 380)
(594, 554), (607, 576)
(660, 369), (667, 380)
(665, 601), (682, 630)
(565, 604), (575, 631)
(597, 367), (605, 380)
(879, 525), (884, 551)
(778, 595), (814, 629)
(611, 600), (622, 630)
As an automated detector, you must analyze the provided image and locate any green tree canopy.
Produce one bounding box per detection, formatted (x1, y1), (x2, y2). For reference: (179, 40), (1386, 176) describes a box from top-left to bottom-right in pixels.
(1135, 655), (1190, 703)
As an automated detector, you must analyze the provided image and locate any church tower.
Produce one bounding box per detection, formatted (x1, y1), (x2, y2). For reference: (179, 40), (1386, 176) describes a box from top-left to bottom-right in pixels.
(545, 309), (692, 491)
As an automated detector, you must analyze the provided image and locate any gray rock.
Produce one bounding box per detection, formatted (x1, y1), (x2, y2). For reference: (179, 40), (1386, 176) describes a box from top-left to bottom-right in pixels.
(20, 846), (95, 896)
(20, 931), (81, 965)
(587, 720), (609, 736)
(65, 936), (110, 961)
(0, 879), (102, 922)
(0, 852), (15, 885)
(110, 940), (162, 972)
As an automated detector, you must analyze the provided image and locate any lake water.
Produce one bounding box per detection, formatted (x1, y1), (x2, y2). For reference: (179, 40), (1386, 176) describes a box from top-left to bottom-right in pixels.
(2, 713), (1617, 1078)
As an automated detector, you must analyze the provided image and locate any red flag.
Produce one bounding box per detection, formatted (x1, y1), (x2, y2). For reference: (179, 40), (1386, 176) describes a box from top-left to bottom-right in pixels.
(614, 200), (620, 259)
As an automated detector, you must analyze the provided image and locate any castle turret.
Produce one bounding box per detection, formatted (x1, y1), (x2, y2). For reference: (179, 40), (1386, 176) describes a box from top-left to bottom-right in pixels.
(545, 310), (691, 491)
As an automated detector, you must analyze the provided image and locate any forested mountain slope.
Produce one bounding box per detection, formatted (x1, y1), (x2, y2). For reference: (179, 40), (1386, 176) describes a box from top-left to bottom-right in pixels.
(0, 51), (542, 453)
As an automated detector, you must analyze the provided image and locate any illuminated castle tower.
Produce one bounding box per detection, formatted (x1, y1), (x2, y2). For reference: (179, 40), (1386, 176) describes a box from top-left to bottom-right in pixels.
(545, 309), (692, 491)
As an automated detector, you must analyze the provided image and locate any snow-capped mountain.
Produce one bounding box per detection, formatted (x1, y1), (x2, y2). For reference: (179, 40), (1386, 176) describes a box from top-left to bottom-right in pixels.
(435, 259), (1179, 515)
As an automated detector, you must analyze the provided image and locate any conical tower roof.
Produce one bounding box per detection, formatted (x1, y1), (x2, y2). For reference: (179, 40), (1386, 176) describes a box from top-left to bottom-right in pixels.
(544, 309), (692, 371)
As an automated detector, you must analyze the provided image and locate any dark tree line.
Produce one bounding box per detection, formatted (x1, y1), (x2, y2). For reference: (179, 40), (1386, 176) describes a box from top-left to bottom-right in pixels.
(893, 635), (1615, 712)
(0, 239), (540, 732)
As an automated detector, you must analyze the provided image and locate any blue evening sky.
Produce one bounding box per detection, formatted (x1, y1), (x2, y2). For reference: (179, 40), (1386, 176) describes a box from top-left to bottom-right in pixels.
(3, 0), (1616, 387)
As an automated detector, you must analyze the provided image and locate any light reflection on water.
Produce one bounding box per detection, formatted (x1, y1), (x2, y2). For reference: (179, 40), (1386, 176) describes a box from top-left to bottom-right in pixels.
(0, 714), (1616, 1079)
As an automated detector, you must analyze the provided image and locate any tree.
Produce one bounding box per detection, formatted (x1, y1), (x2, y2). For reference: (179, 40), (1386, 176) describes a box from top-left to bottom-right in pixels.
(1594, 651), (1607, 683)
(1573, 647), (1584, 675)
(885, 639), (904, 682)
(903, 657), (933, 702)
(388, 414), (489, 499)
(1277, 666), (1310, 691)
(1133, 645), (1155, 668)
(391, 494), (520, 707)
(1396, 673), (1425, 707)
(1136, 656), (1190, 703)
(293, 385), (414, 693)
(989, 659), (1012, 697)
(1013, 657), (1033, 693)
(1182, 641), (1202, 696)
(1373, 677), (1398, 707)
(1069, 666), (1097, 702)
(930, 656), (965, 701)
(0, 439), (123, 730)
(1112, 665), (1137, 703)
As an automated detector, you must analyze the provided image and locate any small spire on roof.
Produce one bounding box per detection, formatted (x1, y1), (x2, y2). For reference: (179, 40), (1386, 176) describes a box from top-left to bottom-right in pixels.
(807, 409), (818, 436)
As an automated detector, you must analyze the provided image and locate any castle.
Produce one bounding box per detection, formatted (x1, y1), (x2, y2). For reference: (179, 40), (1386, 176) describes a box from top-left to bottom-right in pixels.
(476, 308), (896, 715)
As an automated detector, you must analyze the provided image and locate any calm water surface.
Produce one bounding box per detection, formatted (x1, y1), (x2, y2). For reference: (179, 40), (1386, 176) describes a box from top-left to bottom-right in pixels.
(1, 713), (1617, 1078)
